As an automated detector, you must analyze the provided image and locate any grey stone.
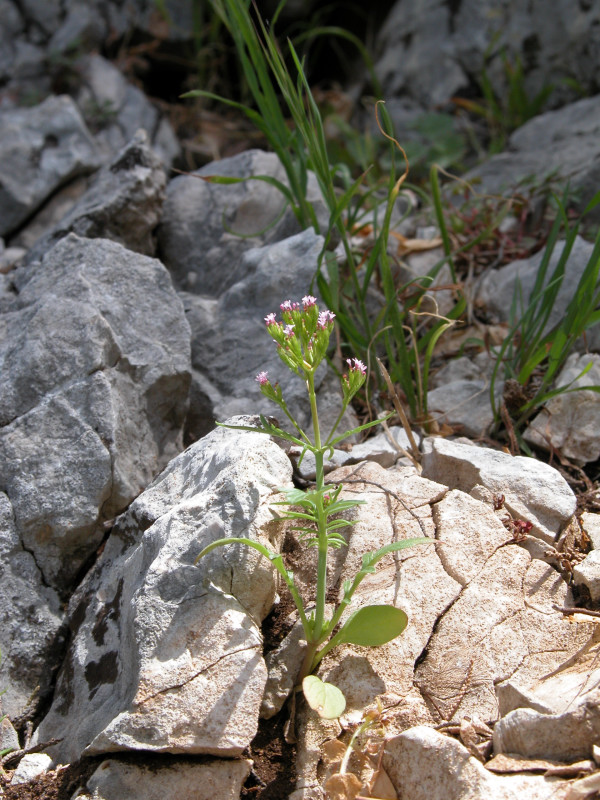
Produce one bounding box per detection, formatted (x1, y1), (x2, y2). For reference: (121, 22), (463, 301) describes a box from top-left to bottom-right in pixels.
(10, 753), (52, 785)
(493, 688), (600, 761)
(0, 493), (64, 718)
(427, 379), (494, 437)
(18, 0), (62, 37)
(27, 130), (166, 261)
(375, 2), (467, 107)
(0, 95), (99, 236)
(181, 229), (357, 439)
(0, 710), (19, 753)
(75, 55), (180, 167)
(158, 149), (328, 295)
(421, 436), (576, 543)
(524, 354), (600, 464)
(77, 758), (251, 800)
(477, 236), (598, 333)
(0, 2), (24, 83)
(467, 96), (600, 221)
(36, 421), (292, 764)
(0, 234), (191, 588)
(48, 1), (107, 54)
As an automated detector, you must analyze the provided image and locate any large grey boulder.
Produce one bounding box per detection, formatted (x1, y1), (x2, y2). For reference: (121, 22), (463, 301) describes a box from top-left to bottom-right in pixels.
(0, 492), (64, 718)
(0, 95), (99, 237)
(36, 421), (292, 764)
(158, 149), (329, 295)
(0, 234), (191, 588)
(26, 130), (166, 262)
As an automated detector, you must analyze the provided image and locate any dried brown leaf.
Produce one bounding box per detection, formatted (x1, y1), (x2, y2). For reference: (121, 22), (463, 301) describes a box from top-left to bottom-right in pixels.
(325, 772), (363, 800)
(486, 753), (567, 774)
(368, 764), (398, 799)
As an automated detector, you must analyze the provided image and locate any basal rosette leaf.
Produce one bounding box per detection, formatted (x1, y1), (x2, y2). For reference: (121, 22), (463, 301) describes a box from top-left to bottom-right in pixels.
(302, 675), (346, 719)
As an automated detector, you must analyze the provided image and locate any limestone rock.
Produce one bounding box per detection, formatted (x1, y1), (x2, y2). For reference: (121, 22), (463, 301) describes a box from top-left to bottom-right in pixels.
(0, 234), (191, 588)
(421, 436), (576, 542)
(478, 237), (599, 338)
(524, 354), (600, 464)
(493, 688), (600, 761)
(26, 130), (166, 261)
(572, 549), (600, 602)
(0, 95), (99, 236)
(181, 229), (358, 440)
(158, 149), (328, 295)
(375, 2), (600, 111)
(75, 54), (180, 167)
(467, 96), (600, 222)
(582, 512), (600, 550)
(75, 758), (251, 800)
(383, 726), (571, 800)
(0, 492), (64, 718)
(10, 753), (52, 785)
(36, 422), (292, 764)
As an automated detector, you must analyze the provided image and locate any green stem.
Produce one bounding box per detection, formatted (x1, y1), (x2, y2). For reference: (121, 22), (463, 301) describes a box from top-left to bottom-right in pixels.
(307, 371), (328, 651)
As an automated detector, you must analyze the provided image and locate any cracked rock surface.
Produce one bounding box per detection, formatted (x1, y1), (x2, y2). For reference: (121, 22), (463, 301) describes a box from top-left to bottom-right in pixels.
(36, 421), (293, 764)
(282, 459), (595, 797)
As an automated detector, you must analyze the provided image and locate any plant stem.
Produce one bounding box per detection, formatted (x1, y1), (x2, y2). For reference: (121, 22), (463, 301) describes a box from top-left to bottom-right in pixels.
(307, 371), (328, 659)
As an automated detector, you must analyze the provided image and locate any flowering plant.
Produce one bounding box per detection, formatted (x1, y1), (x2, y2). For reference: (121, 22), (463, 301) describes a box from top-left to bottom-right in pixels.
(196, 297), (430, 719)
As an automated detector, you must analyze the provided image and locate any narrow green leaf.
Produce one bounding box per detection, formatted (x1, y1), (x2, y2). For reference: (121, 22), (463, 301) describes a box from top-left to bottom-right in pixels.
(302, 675), (346, 719)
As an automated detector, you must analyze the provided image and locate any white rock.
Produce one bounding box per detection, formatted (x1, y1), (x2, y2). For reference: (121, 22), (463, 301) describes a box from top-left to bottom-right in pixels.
(293, 425), (421, 479)
(79, 757), (251, 800)
(572, 549), (600, 602)
(497, 668), (600, 717)
(36, 422), (293, 764)
(582, 512), (600, 550)
(383, 726), (571, 800)
(10, 753), (52, 784)
(421, 436), (576, 542)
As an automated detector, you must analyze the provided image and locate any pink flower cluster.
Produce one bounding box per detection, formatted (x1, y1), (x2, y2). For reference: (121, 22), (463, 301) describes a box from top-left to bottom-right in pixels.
(317, 310), (336, 329)
(346, 357), (366, 375)
(255, 371), (269, 385)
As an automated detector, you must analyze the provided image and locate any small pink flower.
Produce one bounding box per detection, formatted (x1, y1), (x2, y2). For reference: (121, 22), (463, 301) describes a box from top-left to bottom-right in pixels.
(284, 324), (295, 337)
(346, 358), (367, 374)
(280, 300), (299, 312)
(302, 295), (317, 309)
(264, 313), (277, 326)
(317, 309), (336, 329)
(256, 371), (269, 385)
